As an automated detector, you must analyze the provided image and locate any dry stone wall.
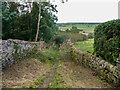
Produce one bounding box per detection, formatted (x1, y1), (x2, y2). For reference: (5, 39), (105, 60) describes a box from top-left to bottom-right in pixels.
(1, 39), (37, 68)
(67, 40), (120, 87)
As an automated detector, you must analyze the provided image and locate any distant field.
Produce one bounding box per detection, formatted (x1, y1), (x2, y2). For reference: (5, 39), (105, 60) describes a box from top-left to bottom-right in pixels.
(57, 23), (96, 53)
(58, 23), (99, 33)
(56, 31), (88, 42)
(75, 39), (94, 53)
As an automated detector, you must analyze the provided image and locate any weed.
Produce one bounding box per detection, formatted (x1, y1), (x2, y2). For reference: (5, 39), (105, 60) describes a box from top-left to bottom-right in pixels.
(29, 83), (36, 88)
(37, 77), (46, 87)
(34, 80), (39, 85)
(22, 85), (27, 88)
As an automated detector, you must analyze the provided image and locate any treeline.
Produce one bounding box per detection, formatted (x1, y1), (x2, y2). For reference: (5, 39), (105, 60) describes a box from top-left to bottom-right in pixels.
(57, 23), (100, 26)
(2, 2), (58, 42)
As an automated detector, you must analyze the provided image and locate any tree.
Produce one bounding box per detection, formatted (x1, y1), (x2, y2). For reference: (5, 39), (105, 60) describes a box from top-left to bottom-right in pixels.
(38, 2), (58, 42)
(2, 0), (66, 41)
(3, 2), (58, 42)
(2, 2), (18, 39)
(35, 0), (68, 42)
(35, 2), (41, 42)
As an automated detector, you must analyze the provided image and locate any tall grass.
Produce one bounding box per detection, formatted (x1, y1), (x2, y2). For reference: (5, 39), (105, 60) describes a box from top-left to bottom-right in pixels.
(75, 39), (94, 53)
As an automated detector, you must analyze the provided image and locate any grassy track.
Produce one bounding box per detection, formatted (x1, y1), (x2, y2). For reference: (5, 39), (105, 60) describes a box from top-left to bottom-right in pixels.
(3, 43), (112, 88)
(75, 39), (94, 53)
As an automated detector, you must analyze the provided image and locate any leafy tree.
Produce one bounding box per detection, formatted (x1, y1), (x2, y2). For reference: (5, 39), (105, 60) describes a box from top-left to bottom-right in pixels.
(2, 1), (59, 42)
(37, 2), (58, 42)
(13, 12), (31, 40)
(2, 2), (18, 39)
(5, 2), (58, 42)
(9, 2), (19, 13)
(35, 0), (68, 41)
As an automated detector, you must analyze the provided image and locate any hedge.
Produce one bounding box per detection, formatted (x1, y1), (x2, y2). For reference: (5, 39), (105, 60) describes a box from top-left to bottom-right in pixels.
(94, 19), (120, 65)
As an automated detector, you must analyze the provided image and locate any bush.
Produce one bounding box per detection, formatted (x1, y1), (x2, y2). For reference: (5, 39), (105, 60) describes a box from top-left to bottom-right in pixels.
(54, 35), (68, 45)
(88, 33), (94, 39)
(68, 33), (87, 42)
(94, 19), (120, 65)
(56, 31), (87, 43)
(70, 26), (79, 33)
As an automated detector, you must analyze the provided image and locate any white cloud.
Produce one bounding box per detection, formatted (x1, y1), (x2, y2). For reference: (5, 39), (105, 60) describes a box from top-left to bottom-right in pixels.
(52, 0), (119, 23)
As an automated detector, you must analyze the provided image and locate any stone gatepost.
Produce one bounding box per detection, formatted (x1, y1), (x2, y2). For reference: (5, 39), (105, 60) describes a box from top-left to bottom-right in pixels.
(116, 54), (120, 71)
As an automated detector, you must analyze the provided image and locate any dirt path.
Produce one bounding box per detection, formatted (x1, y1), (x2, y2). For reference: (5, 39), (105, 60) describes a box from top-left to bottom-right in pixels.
(40, 60), (56, 88)
(2, 58), (51, 88)
(2, 46), (112, 88)
(56, 61), (111, 88)
(47, 50), (112, 88)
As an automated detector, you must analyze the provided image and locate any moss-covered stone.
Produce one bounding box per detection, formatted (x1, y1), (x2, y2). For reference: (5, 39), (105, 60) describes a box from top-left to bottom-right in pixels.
(69, 43), (120, 87)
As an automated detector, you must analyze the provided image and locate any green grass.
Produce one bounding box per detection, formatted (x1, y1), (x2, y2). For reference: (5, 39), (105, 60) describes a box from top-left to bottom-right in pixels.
(47, 59), (72, 88)
(58, 24), (98, 33)
(22, 76), (46, 88)
(33, 48), (59, 65)
(75, 39), (94, 53)
(35, 76), (46, 87)
(48, 71), (65, 88)
(47, 60), (65, 88)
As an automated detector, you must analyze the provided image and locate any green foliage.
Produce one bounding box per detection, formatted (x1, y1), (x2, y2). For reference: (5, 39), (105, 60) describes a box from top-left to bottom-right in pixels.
(13, 42), (19, 59)
(36, 2), (58, 42)
(34, 77), (46, 87)
(94, 19), (120, 65)
(58, 23), (98, 33)
(13, 12), (32, 41)
(2, 2), (19, 39)
(70, 26), (79, 33)
(2, 2), (58, 42)
(22, 85), (28, 88)
(66, 29), (70, 32)
(54, 35), (68, 45)
(66, 26), (80, 33)
(34, 48), (58, 64)
(48, 66), (65, 88)
(29, 83), (36, 88)
(88, 33), (94, 39)
(56, 31), (87, 43)
(76, 39), (94, 53)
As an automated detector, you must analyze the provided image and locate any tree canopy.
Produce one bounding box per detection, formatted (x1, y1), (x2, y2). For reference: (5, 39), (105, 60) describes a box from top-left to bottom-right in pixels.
(2, 1), (58, 42)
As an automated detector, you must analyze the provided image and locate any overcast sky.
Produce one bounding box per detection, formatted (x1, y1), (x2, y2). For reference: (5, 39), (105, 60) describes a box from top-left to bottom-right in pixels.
(52, 0), (119, 23)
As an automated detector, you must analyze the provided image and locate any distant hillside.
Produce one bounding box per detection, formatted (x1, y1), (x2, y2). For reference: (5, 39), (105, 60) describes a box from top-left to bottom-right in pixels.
(57, 22), (101, 26)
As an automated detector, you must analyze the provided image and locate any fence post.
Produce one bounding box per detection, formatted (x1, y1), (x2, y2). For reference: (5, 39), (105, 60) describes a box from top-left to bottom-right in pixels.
(116, 54), (120, 71)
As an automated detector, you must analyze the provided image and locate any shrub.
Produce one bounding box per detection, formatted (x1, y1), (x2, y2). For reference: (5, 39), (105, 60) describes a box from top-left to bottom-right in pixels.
(88, 33), (94, 39)
(70, 26), (79, 33)
(66, 29), (70, 32)
(56, 31), (87, 43)
(94, 19), (120, 65)
(68, 33), (87, 42)
(54, 35), (68, 45)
